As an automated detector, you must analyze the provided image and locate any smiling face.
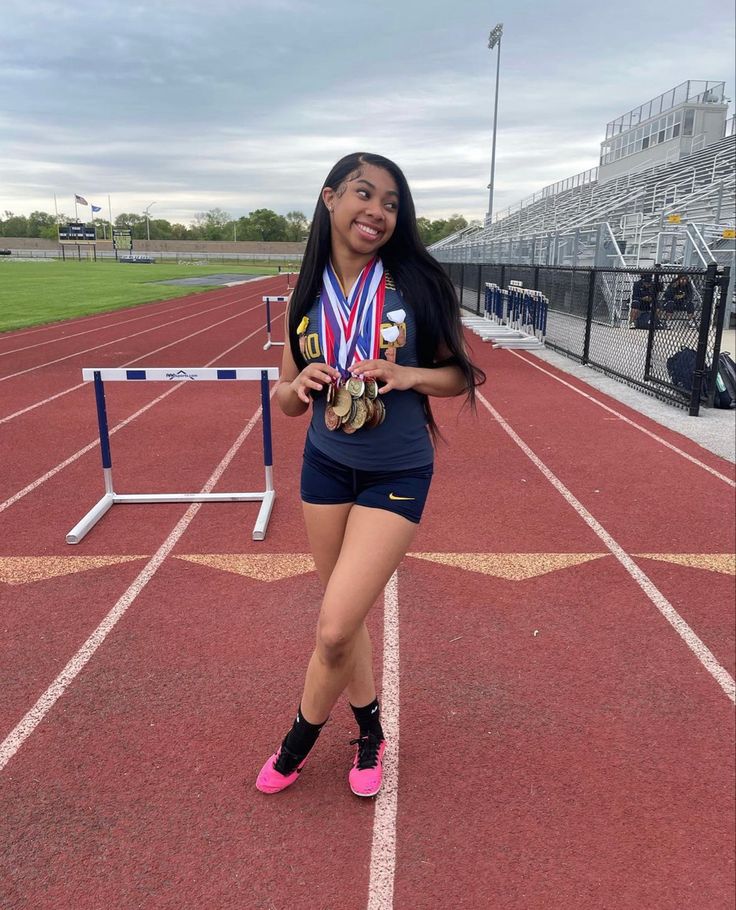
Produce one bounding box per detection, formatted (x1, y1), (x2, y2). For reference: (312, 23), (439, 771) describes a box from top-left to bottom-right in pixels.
(322, 163), (399, 263)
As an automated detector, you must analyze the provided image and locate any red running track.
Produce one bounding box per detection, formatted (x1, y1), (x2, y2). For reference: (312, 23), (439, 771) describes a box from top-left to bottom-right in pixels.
(1, 276), (734, 910)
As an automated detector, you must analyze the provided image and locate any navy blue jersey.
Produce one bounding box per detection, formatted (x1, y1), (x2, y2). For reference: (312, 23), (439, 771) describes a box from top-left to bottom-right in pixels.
(299, 281), (433, 471)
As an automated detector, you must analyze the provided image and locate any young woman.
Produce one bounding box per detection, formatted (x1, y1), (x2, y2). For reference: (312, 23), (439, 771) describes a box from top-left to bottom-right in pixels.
(256, 152), (485, 797)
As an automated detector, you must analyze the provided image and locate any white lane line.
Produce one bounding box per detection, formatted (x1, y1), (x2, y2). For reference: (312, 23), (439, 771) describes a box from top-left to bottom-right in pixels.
(0, 391), (275, 773)
(0, 384), (87, 426)
(477, 390), (735, 703)
(508, 350), (735, 488)
(0, 290), (277, 425)
(0, 310), (284, 514)
(0, 277), (278, 346)
(0, 386), (184, 514)
(0, 291), (223, 357)
(367, 570), (400, 910)
(0, 296), (208, 343)
(0, 283), (273, 383)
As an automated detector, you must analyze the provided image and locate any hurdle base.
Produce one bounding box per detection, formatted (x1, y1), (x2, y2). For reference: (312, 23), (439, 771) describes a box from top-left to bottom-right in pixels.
(253, 489), (275, 541)
(66, 493), (115, 544)
(491, 339), (545, 349)
(263, 340), (285, 351)
(66, 491), (276, 544)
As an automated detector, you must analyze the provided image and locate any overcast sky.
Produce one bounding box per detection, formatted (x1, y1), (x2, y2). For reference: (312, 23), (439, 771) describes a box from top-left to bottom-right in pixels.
(1, 0), (733, 226)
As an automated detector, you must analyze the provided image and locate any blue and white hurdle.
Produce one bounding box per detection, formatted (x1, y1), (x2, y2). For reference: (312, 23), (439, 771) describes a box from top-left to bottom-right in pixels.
(461, 282), (548, 349)
(66, 366), (280, 545)
(262, 296), (287, 351)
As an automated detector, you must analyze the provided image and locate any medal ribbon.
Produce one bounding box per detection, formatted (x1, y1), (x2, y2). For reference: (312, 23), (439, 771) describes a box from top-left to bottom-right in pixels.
(320, 258), (385, 377)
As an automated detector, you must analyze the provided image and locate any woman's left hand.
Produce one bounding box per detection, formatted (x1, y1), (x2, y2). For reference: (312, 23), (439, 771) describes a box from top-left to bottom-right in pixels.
(350, 359), (417, 393)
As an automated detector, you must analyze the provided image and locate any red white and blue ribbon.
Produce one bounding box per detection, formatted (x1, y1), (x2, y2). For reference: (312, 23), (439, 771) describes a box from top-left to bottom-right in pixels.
(320, 257), (385, 378)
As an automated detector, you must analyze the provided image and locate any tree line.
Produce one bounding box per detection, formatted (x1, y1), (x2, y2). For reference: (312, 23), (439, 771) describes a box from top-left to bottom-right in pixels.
(0, 208), (471, 246)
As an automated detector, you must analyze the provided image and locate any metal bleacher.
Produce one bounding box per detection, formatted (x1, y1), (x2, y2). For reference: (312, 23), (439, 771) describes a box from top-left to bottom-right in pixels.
(431, 106), (735, 268)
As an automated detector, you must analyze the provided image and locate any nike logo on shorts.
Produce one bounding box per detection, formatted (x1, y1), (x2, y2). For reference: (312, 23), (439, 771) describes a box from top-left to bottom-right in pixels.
(389, 493), (415, 501)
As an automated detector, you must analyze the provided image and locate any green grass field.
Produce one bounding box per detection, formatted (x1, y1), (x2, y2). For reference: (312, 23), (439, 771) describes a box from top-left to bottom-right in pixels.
(0, 259), (295, 333)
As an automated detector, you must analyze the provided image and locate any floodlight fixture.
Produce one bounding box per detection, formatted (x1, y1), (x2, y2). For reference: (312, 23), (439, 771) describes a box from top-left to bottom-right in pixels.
(488, 23), (503, 49)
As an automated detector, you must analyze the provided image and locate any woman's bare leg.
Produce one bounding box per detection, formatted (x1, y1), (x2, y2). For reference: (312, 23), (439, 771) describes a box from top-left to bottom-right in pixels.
(301, 502), (381, 715)
(299, 505), (417, 723)
(345, 623), (375, 709)
(302, 502), (353, 588)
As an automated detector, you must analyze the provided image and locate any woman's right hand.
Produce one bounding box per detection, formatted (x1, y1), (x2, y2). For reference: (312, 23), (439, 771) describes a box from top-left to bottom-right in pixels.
(291, 363), (341, 404)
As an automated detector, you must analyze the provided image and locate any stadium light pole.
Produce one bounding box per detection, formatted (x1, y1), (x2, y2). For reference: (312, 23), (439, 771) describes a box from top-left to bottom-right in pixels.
(143, 202), (156, 242)
(486, 23), (503, 227)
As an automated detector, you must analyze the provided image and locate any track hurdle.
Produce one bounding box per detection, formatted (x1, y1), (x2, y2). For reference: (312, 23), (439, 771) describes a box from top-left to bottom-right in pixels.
(462, 282), (548, 349)
(262, 296), (287, 350)
(66, 366), (280, 545)
(277, 267), (296, 291)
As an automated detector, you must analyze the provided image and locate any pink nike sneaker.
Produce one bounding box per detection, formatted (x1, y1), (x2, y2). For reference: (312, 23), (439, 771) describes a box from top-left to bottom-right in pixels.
(348, 734), (386, 797)
(256, 739), (308, 794)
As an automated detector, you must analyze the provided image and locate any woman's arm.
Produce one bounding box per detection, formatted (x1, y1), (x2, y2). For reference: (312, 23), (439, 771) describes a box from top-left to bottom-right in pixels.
(276, 302), (340, 416)
(351, 343), (467, 399)
(406, 363), (466, 397)
(411, 340), (467, 396)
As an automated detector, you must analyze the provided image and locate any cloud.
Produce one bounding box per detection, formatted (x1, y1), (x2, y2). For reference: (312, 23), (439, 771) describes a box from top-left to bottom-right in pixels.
(0, 0), (733, 223)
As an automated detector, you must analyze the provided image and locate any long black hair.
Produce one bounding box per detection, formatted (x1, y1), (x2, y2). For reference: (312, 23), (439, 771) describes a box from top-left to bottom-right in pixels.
(288, 152), (486, 439)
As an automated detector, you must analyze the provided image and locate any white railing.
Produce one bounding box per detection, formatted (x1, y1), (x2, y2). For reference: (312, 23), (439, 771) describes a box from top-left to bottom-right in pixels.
(686, 223), (717, 266)
(444, 135), (734, 255)
(602, 223), (627, 267)
(491, 167), (598, 224)
(711, 148), (734, 182)
(605, 80), (725, 138)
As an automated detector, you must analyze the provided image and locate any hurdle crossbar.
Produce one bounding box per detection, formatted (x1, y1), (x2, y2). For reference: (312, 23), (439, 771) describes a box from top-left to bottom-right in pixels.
(66, 366), (280, 545)
(262, 296), (287, 350)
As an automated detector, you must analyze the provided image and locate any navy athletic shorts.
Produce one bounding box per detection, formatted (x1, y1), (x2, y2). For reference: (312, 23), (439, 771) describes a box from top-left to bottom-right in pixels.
(300, 436), (433, 524)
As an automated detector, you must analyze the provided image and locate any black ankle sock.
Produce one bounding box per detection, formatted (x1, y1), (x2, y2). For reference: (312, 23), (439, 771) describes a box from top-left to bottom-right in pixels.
(350, 698), (384, 740)
(283, 705), (326, 758)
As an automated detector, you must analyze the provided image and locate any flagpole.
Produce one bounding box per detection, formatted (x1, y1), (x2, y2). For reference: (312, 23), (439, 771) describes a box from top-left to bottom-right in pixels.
(74, 196), (78, 221)
(108, 194), (113, 239)
(53, 194), (59, 222)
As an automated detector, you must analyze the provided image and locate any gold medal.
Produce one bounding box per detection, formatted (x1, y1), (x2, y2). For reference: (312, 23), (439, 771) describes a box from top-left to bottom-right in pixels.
(350, 398), (368, 429)
(363, 397), (375, 425)
(347, 377), (365, 398)
(327, 381), (336, 405)
(375, 398), (386, 425)
(332, 387), (352, 418)
(364, 379), (378, 399)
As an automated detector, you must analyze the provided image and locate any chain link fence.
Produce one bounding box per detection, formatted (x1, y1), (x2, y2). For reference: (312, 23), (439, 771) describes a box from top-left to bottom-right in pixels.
(442, 261), (730, 416)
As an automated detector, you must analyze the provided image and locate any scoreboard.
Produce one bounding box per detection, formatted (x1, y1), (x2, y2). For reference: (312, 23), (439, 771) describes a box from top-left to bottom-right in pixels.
(112, 229), (133, 251)
(59, 223), (96, 242)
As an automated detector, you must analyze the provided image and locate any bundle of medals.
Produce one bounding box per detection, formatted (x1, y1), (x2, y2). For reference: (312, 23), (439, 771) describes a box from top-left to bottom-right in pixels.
(317, 256), (389, 434)
(324, 375), (385, 433)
